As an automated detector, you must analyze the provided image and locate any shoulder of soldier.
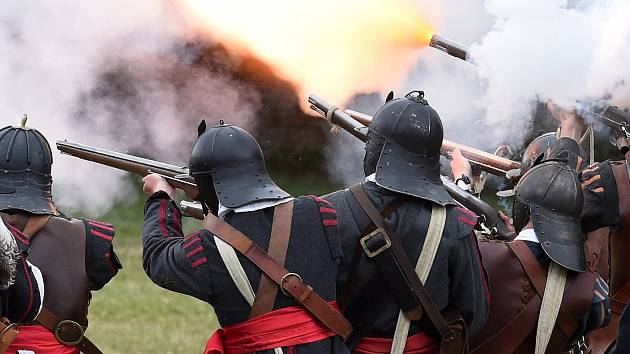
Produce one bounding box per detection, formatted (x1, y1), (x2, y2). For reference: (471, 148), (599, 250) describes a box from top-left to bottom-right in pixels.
(446, 205), (478, 240)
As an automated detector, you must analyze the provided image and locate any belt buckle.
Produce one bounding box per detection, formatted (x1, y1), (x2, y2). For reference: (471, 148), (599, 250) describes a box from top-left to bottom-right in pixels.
(54, 320), (84, 346)
(360, 228), (391, 258)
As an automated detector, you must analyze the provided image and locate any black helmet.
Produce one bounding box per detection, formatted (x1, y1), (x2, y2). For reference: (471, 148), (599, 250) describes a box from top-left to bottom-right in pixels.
(364, 91), (454, 205)
(189, 121), (290, 213)
(0, 116), (55, 215)
(513, 161), (585, 272)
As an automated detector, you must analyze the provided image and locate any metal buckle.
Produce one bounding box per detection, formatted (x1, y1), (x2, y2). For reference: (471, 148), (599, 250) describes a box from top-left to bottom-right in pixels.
(280, 272), (303, 296)
(54, 320), (84, 346)
(360, 228), (391, 258)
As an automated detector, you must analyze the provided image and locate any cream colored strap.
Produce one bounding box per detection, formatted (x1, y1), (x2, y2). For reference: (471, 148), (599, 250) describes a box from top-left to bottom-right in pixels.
(535, 262), (567, 354)
(214, 236), (283, 354)
(391, 205), (447, 354)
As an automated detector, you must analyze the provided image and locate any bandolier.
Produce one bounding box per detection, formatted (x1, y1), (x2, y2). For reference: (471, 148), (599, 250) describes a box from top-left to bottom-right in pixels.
(325, 91), (490, 354)
(0, 118), (121, 354)
(141, 121), (351, 354)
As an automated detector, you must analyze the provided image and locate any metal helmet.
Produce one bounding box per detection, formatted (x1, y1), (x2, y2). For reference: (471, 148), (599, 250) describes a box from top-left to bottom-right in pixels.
(520, 132), (557, 175)
(0, 116), (55, 215)
(189, 121), (290, 211)
(364, 90), (454, 205)
(513, 161), (585, 272)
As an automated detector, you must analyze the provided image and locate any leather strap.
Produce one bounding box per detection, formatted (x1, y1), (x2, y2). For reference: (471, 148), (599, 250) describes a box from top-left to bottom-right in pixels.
(611, 281), (630, 315)
(507, 241), (579, 338)
(203, 214), (352, 340)
(35, 308), (101, 354)
(23, 215), (52, 239)
(348, 184), (455, 344)
(249, 201), (294, 318)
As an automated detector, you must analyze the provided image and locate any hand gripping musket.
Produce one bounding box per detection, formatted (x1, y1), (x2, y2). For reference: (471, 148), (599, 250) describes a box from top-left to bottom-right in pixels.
(309, 95), (515, 239)
(56, 140), (204, 219)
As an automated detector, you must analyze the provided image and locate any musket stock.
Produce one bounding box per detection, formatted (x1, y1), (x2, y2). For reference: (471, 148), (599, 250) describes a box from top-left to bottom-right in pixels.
(342, 108), (521, 177)
(56, 140), (200, 201)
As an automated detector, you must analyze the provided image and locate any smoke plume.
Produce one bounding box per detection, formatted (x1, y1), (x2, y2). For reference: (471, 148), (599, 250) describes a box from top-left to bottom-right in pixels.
(0, 1), (259, 215)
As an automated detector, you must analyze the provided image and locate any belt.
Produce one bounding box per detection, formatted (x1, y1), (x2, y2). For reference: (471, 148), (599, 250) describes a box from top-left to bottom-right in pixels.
(35, 308), (101, 354)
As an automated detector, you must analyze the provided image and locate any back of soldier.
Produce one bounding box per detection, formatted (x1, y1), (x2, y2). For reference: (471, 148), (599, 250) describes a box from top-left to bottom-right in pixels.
(0, 119), (121, 354)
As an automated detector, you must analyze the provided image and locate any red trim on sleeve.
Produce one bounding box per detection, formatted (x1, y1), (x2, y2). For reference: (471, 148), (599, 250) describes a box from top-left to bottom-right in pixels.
(17, 257), (34, 323)
(186, 246), (204, 258)
(319, 207), (337, 215)
(192, 257), (208, 268)
(159, 199), (169, 237)
(457, 216), (477, 226)
(312, 196), (332, 206)
(88, 221), (115, 232)
(322, 219), (338, 226)
(90, 229), (114, 242)
(183, 234), (202, 248)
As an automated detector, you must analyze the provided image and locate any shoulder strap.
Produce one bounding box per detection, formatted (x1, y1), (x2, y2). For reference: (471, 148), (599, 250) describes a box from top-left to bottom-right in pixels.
(506, 241), (579, 338)
(348, 184), (454, 343)
(249, 201), (293, 318)
(203, 213), (352, 339)
(391, 204), (446, 354)
(22, 215), (51, 239)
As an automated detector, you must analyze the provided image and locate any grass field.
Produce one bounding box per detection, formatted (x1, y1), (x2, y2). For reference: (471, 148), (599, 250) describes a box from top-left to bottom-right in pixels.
(84, 174), (338, 353)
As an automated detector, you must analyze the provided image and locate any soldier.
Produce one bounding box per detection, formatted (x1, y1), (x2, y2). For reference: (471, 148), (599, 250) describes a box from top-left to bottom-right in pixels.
(324, 91), (490, 353)
(141, 121), (351, 354)
(0, 217), (44, 351)
(0, 118), (122, 354)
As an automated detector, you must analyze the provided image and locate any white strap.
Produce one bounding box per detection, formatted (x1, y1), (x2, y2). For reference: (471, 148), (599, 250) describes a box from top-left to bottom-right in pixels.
(214, 236), (283, 354)
(535, 262), (567, 354)
(390, 205), (447, 354)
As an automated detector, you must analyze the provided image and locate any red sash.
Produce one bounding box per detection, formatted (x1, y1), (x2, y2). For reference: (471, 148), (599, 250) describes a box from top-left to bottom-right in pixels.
(353, 332), (439, 354)
(6, 325), (79, 354)
(205, 301), (340, 354)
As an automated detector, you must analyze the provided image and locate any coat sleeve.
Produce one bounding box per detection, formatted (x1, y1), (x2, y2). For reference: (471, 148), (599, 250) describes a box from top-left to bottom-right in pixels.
(448, 209), (490, 335)
(142, 191), (213, 302)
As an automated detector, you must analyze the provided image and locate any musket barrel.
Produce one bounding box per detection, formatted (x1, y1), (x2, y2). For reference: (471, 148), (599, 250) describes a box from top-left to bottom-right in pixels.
(429, 34), (469, 62)
(308, 95), (369, 142)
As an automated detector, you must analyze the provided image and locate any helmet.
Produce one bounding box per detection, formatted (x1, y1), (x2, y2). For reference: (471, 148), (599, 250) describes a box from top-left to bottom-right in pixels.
(513, 161), (585, 272)
(189, 121), (290, 212)
(496, 132), (557, 198)
(0, 116), (55, 215)
(364, 90), (454, 205)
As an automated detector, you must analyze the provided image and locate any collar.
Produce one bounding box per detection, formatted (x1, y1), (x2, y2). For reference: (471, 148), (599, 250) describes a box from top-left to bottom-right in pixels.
(365, 173), (376, 183)
(218, 197), (294, 219)
(514, 228), (539, 243)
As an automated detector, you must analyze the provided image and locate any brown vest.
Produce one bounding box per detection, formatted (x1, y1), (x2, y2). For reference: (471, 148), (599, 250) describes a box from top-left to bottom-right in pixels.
(1, 212), (90, 325)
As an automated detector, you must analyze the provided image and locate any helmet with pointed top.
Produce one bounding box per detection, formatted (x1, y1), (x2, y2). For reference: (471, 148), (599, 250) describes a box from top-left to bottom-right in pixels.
(0, 115), (55, 215)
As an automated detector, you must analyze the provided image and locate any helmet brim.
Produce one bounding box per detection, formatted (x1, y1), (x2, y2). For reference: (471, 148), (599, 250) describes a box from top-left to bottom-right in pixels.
(374, 141), (455, 206)
(531, 205), (585, 272)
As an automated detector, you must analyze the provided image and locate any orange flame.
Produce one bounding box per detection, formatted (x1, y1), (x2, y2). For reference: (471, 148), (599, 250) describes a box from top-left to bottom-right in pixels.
(176, 0), (434, 107)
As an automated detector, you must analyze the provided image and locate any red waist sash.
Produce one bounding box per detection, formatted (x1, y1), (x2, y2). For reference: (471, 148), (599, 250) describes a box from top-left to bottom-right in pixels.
(6, 325), (79, 354)
(353, 332), (439, 354)
(205, 301), (340, 354)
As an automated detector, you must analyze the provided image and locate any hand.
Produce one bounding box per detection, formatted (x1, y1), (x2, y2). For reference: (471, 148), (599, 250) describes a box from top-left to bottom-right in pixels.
(450, 148), (472, 181)
(547, 101), (584, 140)
(143, 174), (175, 199)
(498, 211), (515, 234)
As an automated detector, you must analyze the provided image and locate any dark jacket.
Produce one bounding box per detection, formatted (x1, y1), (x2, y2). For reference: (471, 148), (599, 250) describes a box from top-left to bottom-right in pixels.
(143, 192), (349, 354)
(324, 182), (490, 348)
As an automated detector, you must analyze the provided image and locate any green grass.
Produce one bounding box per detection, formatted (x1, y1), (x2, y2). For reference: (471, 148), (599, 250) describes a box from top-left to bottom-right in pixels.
(83, 174), (336, 353)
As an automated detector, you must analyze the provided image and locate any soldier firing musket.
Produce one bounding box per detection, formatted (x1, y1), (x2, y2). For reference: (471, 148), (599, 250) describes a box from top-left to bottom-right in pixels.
(308, 94), (516, 239)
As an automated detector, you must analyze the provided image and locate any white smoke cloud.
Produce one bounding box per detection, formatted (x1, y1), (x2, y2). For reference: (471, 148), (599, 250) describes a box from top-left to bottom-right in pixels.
(0, 1), (259, 215)
(327, 0), (630, 185)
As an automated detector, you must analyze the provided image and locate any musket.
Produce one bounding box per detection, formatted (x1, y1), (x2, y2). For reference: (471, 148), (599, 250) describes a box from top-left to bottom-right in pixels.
(429, 34), (470, 62)
(341, 109), (521, 177)
(584, 104), (630, 154)
(56, 140), (202, 210)
(309, 95), (515, 239)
